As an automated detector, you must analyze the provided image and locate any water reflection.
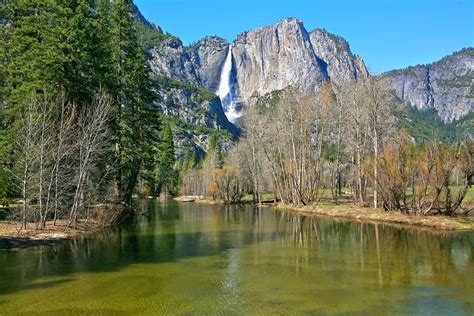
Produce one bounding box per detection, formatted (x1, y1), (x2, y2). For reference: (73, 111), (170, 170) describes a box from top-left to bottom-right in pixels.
(0, 201), (472, 314)
(275, 210), (473, 289)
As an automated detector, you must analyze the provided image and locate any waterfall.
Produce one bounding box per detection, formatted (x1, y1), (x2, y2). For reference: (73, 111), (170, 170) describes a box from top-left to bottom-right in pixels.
(216, 45), (241, 123)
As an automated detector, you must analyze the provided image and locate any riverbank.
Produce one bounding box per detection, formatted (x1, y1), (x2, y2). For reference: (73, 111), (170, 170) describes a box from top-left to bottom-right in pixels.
(176, 196), (474, 231)
(278, 203), (474, 231)
(0, 220), (101, 250)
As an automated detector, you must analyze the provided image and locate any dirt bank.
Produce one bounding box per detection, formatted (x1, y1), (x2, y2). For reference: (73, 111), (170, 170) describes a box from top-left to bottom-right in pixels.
(276, 203), (474, 231)
(0, 220), (101, 250)
(176, 196), (473, 231)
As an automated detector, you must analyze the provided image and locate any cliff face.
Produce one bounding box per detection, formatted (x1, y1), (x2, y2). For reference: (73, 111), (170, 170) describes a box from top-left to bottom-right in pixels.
(381, 48), (474, 122)
(149, 18), (369, 108)
(146, 12), (473, 124)
(309, 28), (369, 85)
(188, 37), (230, 93)
(149, 36), (229, 92)
(231, 18), (327, 102)
(153, 78), (238, 158)
(149, 37), (200, 85)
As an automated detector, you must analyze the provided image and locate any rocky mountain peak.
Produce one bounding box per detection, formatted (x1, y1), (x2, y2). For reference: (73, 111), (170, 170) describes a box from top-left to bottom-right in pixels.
(149, 17), (370, 105)
(146, 12), (472, 123)
(309, 28), (369, 85)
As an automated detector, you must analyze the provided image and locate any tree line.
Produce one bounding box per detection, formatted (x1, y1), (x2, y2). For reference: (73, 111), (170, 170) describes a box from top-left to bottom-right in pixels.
(0, 0), (175, 229)
(181, 78), (473, 216)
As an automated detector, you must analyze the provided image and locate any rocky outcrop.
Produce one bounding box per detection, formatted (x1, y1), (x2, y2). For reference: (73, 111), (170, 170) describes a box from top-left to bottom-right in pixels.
(149, 36), (230, 92)
(231, 18), (328, 102)
(154, 78), (238, 158)
(188, 37), (230, 92)
(381, 48), (474, 122)
(149, 37), (200, 84)
(145, 9), (472, 123)
(309, 28), (369, 85)
(155, 81), (237, 134)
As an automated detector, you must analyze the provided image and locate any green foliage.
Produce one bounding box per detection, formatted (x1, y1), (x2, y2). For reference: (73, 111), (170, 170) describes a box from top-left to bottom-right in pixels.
(208, 132), (224, 169)
(2, 0), (66, 110)
(255, 89), (284, 112)
(397, 107), (473, 143)
(155, 123), (178, 195)
(155, 75), (217, 103)
(135, 22), (170, 53)
(0, 0), (161, 204)
(166, 116), (232, 143)
(107, 0), (160, 202)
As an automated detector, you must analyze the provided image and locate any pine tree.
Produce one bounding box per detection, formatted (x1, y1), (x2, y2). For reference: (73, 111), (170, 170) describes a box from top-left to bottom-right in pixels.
(93, 0), (115, 91)
(0, 0), (69, 201)
(156, 123), (177, 196)
(109, 0), (159, 203)
(0, 0), (160, 207)
(62, 0), (97, 104)
(208, 132), (224, 169)
(2, 0), (66, 111)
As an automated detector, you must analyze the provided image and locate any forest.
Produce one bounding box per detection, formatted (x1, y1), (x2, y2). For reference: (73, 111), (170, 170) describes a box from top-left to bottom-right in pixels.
(0, 0), (173, 229)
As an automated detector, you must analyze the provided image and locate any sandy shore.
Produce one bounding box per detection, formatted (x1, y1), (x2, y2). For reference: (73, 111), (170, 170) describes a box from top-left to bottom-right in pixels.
(0, 220), (101, 250)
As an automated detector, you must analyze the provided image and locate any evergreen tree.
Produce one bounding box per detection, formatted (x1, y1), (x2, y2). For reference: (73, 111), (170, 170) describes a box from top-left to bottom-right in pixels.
(208, 132), (224, 169)
(0, 0), (68, 200)
(0, 0), (160, 207)
(62, 0), (97, 104)
(156, 123), (177, 195)
(2, 0), (66, 110)
(109, 0), (159, 203)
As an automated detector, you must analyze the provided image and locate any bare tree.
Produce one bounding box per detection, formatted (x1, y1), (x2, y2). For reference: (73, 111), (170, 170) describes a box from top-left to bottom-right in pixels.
(336, 80), (369, 205)
(10, 99), (42, 230)
(68, 91), (111, 228)
(361, 77), (397, 208)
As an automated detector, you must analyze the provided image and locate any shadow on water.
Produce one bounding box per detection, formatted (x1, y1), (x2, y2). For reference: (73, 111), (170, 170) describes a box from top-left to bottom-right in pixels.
(0, 200), (472, 300)
(0, 201), (278, 296)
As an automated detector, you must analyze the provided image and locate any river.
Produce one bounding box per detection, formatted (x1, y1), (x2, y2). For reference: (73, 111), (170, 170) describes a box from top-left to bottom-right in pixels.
(0, 201), (472, 314)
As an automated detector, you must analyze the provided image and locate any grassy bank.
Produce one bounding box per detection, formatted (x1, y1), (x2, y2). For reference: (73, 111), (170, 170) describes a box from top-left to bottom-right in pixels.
(277, 202), (474, 231)
(176, 196), (474, 231)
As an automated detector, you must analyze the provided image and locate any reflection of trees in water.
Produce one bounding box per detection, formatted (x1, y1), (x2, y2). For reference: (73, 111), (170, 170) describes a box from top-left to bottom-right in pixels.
(0, 205), (472, 296)
(0, 204), (275, 295)
(275, 210), (473, 288)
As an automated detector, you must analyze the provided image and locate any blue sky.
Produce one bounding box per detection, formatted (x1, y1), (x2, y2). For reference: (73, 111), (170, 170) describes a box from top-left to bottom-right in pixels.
(135, 0), (473, 74)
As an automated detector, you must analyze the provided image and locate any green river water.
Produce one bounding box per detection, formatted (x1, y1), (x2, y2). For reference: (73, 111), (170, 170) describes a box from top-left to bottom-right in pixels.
(0, 201), (473, 315)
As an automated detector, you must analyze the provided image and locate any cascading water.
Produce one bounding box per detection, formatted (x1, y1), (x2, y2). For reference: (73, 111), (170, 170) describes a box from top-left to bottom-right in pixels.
(216, 45), (241, 123)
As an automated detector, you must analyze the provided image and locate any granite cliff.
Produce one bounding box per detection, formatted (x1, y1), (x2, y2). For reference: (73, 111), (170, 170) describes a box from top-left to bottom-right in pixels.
(149, 18), (368, 111)
(381, 48), (474, 122)
(136, 0), (473, 142)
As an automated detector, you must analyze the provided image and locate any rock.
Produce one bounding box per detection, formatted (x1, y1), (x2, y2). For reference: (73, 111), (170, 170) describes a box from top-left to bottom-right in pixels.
(309, 28), (369, 85)
(188, 36), (230, 92)
(149, 36), (230, 93)
(174, 196), (202, 202)
(141, 0), (472, 125)
(153, 78), (238, 159)
(149, 37), (201, 84)
(381, 48), (474, 122)
(148, 18), (372, 114)
(232, 18), (328, 103)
